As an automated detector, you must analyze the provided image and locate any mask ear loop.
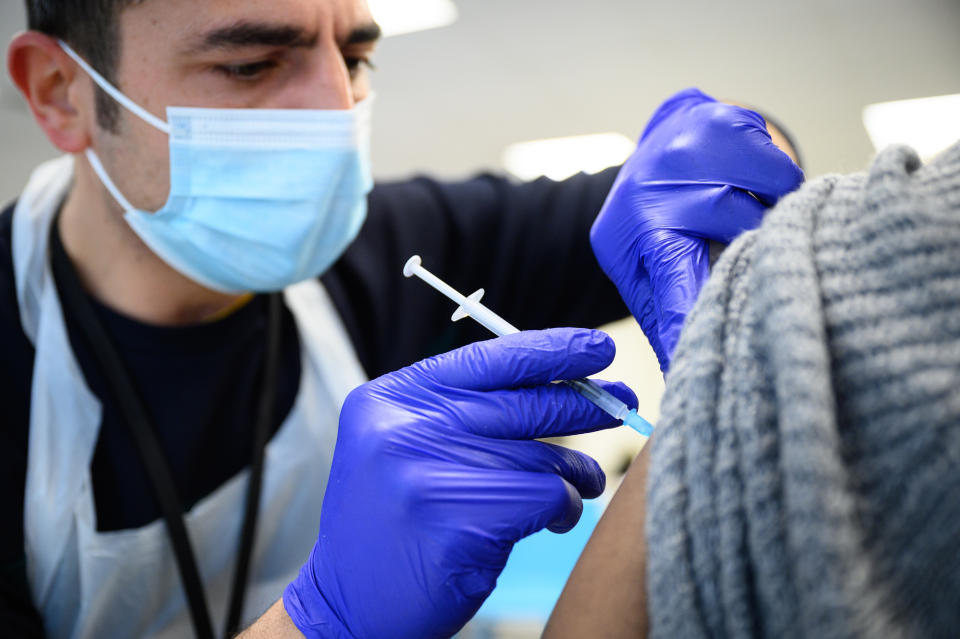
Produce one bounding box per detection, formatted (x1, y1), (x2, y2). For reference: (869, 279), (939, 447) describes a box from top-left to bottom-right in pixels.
(84, 149), (137, 214)
(58, 39), (172, 135)
(58, 40), (169, 213)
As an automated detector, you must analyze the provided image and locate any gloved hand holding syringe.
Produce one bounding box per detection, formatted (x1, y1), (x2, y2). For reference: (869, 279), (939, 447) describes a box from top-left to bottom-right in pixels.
(403, 255), (654, 437)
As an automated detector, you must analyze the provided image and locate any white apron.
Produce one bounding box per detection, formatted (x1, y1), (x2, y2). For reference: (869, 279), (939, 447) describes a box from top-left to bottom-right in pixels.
(13, 156), (368, 639)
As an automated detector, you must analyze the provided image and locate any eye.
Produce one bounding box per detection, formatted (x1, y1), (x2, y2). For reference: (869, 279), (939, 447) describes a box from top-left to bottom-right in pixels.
(215, 59), (278, 81)
(344, 56), (376, 79)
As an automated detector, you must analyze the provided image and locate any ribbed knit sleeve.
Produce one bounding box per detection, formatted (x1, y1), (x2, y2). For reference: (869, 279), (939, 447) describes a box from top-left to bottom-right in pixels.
(646, 142), (960, 639)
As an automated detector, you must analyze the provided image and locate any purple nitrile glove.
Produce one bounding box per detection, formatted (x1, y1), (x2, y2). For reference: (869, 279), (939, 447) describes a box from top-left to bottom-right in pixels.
(591, 88), (804, 371)
(284, 327), (637, 639)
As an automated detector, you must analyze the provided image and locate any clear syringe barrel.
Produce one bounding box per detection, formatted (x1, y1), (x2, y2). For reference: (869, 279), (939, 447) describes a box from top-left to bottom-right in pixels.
(403, 255), (654, 437)
(564, 378), (629, 420)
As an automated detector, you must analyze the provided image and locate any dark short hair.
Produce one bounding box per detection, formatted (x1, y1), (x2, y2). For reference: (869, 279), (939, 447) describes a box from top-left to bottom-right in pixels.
(24, 1), (142, 131)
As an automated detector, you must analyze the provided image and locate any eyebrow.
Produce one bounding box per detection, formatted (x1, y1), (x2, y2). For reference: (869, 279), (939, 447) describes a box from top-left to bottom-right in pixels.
(346, 22), (382, 45)
(189, 22), (318, 53)
(187, 20), (381, 54)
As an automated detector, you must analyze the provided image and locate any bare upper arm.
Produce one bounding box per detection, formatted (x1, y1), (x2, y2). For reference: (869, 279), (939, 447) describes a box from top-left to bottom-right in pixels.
(543, 441), (652, 639)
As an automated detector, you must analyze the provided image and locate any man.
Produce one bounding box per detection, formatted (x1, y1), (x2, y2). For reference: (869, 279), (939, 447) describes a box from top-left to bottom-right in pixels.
(1, 0), (802, 636)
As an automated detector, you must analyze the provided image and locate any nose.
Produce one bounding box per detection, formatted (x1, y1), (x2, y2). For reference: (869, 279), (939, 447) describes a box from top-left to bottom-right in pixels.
(294, 39), (354, 110)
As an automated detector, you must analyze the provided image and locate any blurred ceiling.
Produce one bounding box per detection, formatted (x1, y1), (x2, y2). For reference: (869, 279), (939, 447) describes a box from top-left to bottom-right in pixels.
(2, 0), (959, 203)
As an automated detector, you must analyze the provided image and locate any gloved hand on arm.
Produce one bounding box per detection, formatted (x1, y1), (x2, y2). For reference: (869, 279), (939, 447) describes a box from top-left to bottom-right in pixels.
(281, 328), (636, 639)
(591, 88), (804, 371)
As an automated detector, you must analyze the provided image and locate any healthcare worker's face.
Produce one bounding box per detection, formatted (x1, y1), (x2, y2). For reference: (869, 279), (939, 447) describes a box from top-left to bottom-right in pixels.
(94, 0), (379, 212)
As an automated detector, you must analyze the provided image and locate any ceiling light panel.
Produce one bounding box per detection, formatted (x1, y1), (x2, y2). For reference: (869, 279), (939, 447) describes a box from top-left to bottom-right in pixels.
(863, 94), (960, 161)
(368, 0), (459, 37)
(502, 133), (636, 182)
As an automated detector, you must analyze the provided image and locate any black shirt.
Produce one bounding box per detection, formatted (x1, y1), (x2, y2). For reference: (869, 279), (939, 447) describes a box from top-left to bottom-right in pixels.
(0, 168), (625, 636)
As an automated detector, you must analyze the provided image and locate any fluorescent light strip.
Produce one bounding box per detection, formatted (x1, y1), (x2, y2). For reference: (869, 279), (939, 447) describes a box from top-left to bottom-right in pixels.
(367, 0), (458, 37)
(502, 133), (636, 182)
(863, 93), (960, 161)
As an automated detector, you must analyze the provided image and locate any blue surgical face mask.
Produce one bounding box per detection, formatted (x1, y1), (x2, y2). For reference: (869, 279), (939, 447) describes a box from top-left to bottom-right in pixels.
(60, 40), (374, 294)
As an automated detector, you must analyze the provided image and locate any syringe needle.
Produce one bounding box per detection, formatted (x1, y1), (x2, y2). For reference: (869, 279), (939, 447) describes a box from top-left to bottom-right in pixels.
(565, 378), (653, 436)
(403, 255), (653, 437)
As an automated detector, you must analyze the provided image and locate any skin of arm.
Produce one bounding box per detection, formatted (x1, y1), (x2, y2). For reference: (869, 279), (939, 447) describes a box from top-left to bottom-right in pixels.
(236, 599), (304, 638)
(544, 442), (652, 639)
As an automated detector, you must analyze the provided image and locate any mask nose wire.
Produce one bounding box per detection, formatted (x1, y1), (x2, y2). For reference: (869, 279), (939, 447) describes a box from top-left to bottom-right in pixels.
(58, 39), (172, 135)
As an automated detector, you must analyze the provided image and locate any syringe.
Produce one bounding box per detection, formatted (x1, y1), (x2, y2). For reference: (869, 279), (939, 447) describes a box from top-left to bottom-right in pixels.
(403, 255), (654, 437)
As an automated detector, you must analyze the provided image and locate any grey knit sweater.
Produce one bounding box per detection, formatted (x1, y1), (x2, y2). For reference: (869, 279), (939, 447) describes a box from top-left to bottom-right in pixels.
(646, 142), (960, 638)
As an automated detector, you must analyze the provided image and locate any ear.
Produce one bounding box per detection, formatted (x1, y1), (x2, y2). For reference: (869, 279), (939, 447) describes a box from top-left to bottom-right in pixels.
(7, 32), (93, 153)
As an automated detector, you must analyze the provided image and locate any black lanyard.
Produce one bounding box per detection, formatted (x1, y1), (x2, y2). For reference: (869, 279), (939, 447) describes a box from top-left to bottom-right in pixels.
(50, 215), (281, 638)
